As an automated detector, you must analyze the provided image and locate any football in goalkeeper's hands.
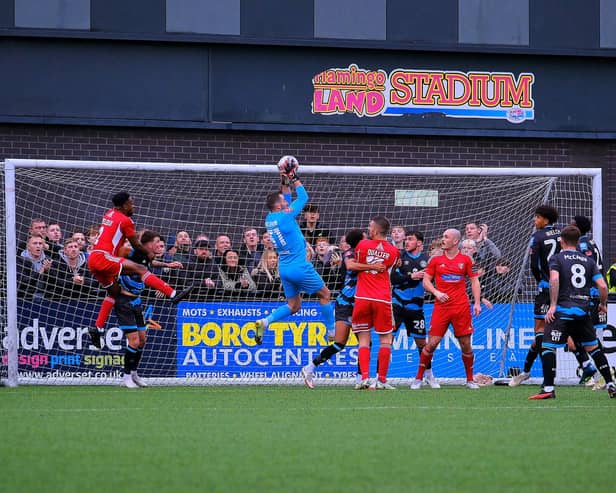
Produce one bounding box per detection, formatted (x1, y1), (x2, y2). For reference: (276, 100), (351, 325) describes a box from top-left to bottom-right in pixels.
(277, 155), (299, 175)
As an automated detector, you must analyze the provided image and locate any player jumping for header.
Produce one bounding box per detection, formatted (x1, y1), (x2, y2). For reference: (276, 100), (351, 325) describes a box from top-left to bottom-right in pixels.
(87, 192), (193, 349)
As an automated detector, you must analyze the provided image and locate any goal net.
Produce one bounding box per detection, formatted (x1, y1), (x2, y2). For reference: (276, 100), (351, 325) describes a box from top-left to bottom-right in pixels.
(1, 159), (602, 387)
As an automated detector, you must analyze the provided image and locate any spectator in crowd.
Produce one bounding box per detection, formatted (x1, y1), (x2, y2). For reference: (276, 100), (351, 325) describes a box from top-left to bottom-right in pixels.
(261, 231), (275, 251)
(164, 234), (177, 259)
(18, 218), (48, 252)
(86, 224), (99, 254)
(218, 249), (256, 297)
(338, 234), (351, 253)
(150, 237), (167, 276)
(239, 227), (264, 273)
(71, 231), (88, 254)
(30, 218), (48, 238)
(305, 241), (315, 262)
(194, 233), (210, 243)
(142, 232), (184, 288)
(213, 234), (232, 264)
(461, 238), (495, 308)
(428, 238), (444, 259)
(17, 235), (52, 298)
(464, 222), (501, 272)
(169, 230), (192, 264)
(424, 238), (445, 303)
(183, 239), (220, 300)
(300, 203), (330, 246)
(460, 238), (477, 258)
(46, 222), (64, 259)
(481, 258), (518, 306)
(313, 237), (343, 292)
(390, 225), (406, 250)
(45, 238), (99, 299)
(251, 249), (284, 300)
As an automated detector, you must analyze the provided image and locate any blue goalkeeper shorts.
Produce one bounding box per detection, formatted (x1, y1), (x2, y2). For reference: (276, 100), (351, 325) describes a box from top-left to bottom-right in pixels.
(279, 261), (325, 299)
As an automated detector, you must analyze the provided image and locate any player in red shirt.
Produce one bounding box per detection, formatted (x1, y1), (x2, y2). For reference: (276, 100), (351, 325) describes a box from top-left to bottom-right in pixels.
(411, 228), (482, 390)
(352, 216), (400, 390)
(87, 192), (193, 348)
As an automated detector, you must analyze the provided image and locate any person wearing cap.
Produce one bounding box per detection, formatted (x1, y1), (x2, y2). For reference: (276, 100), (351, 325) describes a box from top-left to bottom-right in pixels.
(300, 203), (330, 246)
(182, 238), (220, 300)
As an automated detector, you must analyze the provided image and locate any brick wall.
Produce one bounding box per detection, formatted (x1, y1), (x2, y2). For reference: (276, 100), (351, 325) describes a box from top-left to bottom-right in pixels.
(1, 123), (613, 262)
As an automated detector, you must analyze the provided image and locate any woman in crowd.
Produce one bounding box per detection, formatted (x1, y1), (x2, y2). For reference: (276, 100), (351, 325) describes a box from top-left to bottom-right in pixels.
(218, 249), (256, 297)
(251, 249), (284, 300)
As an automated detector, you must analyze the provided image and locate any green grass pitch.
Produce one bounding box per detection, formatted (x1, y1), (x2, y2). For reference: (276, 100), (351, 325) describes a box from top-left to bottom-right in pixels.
(1, 384), (614, 493)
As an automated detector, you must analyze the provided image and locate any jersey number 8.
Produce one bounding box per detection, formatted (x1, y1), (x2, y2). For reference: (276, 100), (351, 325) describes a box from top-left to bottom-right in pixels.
(570, 263), (587, 288)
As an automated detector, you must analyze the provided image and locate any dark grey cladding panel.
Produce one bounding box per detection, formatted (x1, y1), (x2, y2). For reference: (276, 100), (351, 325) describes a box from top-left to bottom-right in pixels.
(240, 0), (314, 39)
(314, 0), (386, 40)
(0, 39), (208, 121)
(459, 0), (529, 45)
(91, 0), (165, 34)
(387, 0), (458, 44)
(166, 0), (240, 35)
(530, 0), (599, 49)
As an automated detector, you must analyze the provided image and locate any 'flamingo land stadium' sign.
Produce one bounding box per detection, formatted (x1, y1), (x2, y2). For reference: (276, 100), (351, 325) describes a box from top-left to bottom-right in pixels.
(312, 64), (535, 124)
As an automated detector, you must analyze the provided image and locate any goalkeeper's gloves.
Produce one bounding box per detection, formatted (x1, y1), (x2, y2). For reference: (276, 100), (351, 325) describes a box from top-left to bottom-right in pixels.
(287, 169), (300, 184)
(280, 174), (291, 188)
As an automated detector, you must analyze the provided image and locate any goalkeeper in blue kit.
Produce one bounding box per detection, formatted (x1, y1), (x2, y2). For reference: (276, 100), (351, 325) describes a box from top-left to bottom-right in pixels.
(253, 156), (335, 344)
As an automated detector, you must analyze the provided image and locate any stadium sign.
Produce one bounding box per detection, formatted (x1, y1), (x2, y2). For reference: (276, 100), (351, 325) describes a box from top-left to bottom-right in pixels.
(312, 64), (535, 123)
(177, 302), (358, 379)
(176, 301), (548, 380)
(8, 300), (176, 379)
(6, 300), (599, 382)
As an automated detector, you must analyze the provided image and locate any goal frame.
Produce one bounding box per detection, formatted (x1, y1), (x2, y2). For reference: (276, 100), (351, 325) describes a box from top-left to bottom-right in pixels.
(1, 158), (603, 387)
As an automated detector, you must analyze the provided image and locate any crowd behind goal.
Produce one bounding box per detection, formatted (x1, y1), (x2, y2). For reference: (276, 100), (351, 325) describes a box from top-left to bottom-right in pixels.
(12, 159), (616, 394)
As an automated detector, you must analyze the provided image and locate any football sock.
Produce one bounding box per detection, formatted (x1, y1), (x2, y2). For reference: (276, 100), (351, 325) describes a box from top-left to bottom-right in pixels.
(377, 344), (392, 383)
(573, 341), (592, 367)
(266, 304), (292, 325)
(358, 345), (370, 380)
(589, 348), (614, 383)
(540, 348), (557, 387)
(135, 347), (143, 369)
(141, 271), (174, 297)
(313, 342), (345, 367)
(318, 302), (335, 335)
(95, 296), (115, 329)
(124, 345), (139, 374)
(462, 351), (474, 381)
(523, 333), (543, 373)
(417, 346), (431, 370)
(416, 346), (434, 380)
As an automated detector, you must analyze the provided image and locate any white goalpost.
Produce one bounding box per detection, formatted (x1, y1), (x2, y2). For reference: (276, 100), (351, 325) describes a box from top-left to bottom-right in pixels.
(0, 158), (602, 387)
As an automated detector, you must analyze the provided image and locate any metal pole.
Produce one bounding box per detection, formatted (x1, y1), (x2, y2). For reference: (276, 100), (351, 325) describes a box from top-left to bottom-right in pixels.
(4, 160), (18, 387)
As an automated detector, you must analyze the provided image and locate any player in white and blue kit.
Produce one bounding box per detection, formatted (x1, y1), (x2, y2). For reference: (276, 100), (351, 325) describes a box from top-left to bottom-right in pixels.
(253, 157), (335, 344)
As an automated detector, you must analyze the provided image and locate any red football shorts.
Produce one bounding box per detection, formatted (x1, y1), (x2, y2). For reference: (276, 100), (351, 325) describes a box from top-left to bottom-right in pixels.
(87, 250), (125, 288)
(429, 304), (473, 338)
(352, 298), (395, 334)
